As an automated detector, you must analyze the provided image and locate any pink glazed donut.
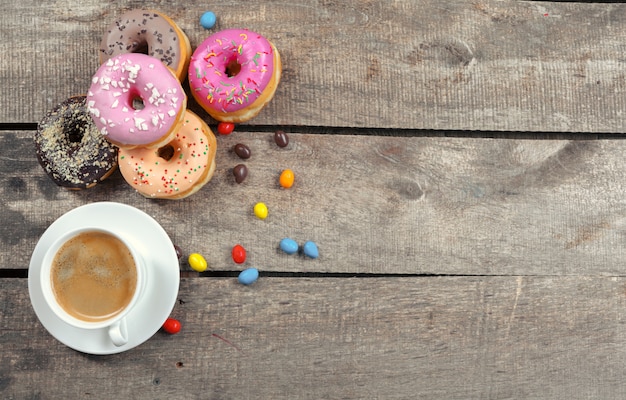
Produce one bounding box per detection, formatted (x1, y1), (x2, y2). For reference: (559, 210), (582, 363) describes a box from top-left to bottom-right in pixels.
(87, 53), (187, 149)
(188, 29), (282, 123)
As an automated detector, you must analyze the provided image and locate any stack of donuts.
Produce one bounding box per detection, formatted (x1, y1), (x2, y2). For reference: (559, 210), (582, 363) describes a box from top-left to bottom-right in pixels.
(35, 9), (282, 199)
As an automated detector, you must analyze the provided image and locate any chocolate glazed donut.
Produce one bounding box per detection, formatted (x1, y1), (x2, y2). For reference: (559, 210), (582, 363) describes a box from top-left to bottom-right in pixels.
(35, 96), (118, 190)
(99, 10), (191, 82)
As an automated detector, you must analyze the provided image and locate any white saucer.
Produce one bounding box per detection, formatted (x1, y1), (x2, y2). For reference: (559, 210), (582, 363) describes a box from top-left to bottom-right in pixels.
(28, 202), (180, 355)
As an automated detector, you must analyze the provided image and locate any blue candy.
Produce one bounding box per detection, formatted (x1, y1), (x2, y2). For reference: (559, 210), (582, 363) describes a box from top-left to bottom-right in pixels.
(238, 268), (259, 285)
(200, 11), (216, 29)
(303, 241), (319, 259)
(279, 238), (299, 255)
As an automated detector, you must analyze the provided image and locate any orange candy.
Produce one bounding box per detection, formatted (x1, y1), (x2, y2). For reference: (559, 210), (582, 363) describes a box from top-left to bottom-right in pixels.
(279, 169), (294, 188)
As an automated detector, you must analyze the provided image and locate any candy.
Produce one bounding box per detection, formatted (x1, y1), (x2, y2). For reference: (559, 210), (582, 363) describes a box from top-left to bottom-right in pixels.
(238, 268), (259, 285)
(254, 202), (268, 219)
(217, 122), (235, 135)
(174, 244), (183, 259)
(232, 244), (246, 264)
(233, 164), (248, 183)
(279, 169), (295, 188)
(274, 130), (289, 148)
(234, 143), (251, 159)
(279, 238), (299, 255)
(162, 318), (181, 334)
(188, 252), (208, 272)
(303, 241), (319, 259)
(200, 11), (216, 29)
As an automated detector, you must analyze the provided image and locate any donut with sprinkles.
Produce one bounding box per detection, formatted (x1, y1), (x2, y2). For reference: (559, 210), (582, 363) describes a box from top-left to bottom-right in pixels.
(99, 9), (191, 82)
(35, 96), (118, 189)
(117, 110), (217, 199)
(188, 28), (282, 123)
(87, 53), (187, 150)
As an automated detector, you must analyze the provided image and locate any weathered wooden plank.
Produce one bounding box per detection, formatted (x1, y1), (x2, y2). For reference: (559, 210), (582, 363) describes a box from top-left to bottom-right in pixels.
(2, 0), (626, 132)
(3, 276), (626, 399)
(4, 130), (626, 275)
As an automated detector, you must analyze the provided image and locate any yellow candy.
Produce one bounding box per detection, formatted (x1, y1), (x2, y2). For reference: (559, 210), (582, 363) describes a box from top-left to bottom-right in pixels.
(279, 169), (295, 189)
(254, 202), (268, 220)
(188, 253), (208, 272)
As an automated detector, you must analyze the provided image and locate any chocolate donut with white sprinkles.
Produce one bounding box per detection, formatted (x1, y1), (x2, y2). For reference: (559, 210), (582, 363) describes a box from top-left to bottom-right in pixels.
(35, 96), (118, 189)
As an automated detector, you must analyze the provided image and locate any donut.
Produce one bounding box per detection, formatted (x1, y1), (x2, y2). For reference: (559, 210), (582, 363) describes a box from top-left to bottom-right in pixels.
(188, 29), (282, 123)
(87, 53), (187, 150)
(99, 10), (191, 82)
(118, 110), (217, 199)
(35, 96), (118, 190)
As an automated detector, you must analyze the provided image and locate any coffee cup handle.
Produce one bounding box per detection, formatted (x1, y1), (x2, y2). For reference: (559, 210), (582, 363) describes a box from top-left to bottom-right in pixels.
(108, 318), (129, 347)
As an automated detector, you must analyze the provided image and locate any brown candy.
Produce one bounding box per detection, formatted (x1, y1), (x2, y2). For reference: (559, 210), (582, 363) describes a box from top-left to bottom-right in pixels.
(234, 143), (251, 159)
(274, 130), (289, 148)
(174, 244), (183, 260)
(233, 164), (248, 183)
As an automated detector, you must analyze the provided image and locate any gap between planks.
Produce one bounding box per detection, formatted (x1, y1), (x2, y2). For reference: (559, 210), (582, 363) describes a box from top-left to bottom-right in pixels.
(0, 123), (623, 140)
(2, 270), (621, 279)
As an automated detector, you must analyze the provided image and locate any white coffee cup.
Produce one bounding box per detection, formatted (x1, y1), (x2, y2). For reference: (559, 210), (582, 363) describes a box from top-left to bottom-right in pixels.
(40, 227), (145, 347)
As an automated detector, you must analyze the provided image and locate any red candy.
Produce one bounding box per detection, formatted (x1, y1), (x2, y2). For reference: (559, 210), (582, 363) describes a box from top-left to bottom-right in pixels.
(232, 244), (246, 264)
(162, 318), (181, 334)
(217, 122), (235, 135)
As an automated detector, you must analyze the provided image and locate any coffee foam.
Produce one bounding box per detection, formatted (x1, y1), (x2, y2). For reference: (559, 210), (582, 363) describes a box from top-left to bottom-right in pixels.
(51, 231), (137, 322)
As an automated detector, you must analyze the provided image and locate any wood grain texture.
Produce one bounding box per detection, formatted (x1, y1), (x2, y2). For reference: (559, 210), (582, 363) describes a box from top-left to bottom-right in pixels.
(4, 1), (626, 398)
(4, 130), (626, 275)
(2, 0), (626, 132)
(3, 277), (626, 399)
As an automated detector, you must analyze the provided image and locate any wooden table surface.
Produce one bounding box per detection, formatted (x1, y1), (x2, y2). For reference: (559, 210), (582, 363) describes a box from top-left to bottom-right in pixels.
(3, 0), (626, 398)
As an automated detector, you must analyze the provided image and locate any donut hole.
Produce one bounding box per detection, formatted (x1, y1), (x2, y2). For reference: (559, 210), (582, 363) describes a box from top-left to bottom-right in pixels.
(157, 144), (175, 161)
(67, 125), (84, 143)
(63, 118), (87, 143)
(225, 59), (242, 77)
(134, 41), (150, 56)
(131, 96), (145, 110)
